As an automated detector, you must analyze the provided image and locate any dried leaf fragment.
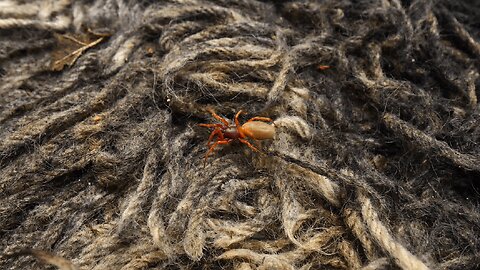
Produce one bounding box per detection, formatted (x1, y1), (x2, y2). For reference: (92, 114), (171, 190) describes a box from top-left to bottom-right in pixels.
(51, 30), (109, 71)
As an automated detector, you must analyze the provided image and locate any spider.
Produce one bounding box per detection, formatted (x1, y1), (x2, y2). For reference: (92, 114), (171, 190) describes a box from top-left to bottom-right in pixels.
(198, 109), (275, 162)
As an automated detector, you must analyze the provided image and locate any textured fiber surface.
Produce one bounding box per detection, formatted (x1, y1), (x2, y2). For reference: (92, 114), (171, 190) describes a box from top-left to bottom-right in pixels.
(1, 0), (480, 269)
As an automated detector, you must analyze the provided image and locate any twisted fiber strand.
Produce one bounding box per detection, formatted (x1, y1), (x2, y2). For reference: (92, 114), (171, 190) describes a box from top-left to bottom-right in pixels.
(439, 254), (480, 270)
(1, 184), (99, 252)
(0, 147), (91, 236)
(427, 33), (479, 109)
(435, 7), (480, 58)
(272, 152), (380, 205)
(179, 22), (276, 47)
(147, 130), (196, 257)
(180, 166), (269, 254)
(353, 60), (442, 134)
(119, 251), (167, 270)
(164, 162), (235, 239)
(0, 62), (146, 169)
(217, 233), (348, 269)
(0, 75), (126, 168)
(109, 35), (143, 72)
(358, 191), (430, 270)
(183, 168), (238, 259)
(159, 21), (205, 51)
(217, 248), (296, 270)
(236, 239), (290, 254)
(274, 116), (314, 140)
(0, 60), (93, 125)
(3, 249), (78, 270)
(265, 35), (331, 109)
(286, 162), (341, 207)
(412, 1), (479, 109)
(144, 4), (244, 45)
(383, 113), (480, 172)
(264, 31), (290, 107)
(360, 258), (390, 270)
(89, 240), (159, 270)
(1, 188), (111, 269)
(145, 4), (239, 23)
(160, 24), (276, 57)
(210, 177), (269, 216)
(186, 72), (269, 97)
(206, 217), (271, 249)
(25, 188), (106, 261)
(294, 226), (347, 256)
(338, 240), (363, 269)
(265, 152), (355, 267)
(0, 0), (71, 18)
(275, 175), (317, 249)
(186, 55), (280, 78)
(117, 148), (161, 234)
(343, 208), (378, 261)
(71, 223), (119, 268)
(0, 55), (58, 106)
(206, 189), (278, 249)
(86, 90), (172, 188)
(0, 38), (53, 62)
(0, 16), (70, 30)
(160, 42), (275, 80)
(0, 1), (45, 17)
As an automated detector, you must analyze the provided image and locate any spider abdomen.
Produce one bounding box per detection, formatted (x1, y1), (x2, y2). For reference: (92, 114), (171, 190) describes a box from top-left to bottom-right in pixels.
(241, 121), (275, 140)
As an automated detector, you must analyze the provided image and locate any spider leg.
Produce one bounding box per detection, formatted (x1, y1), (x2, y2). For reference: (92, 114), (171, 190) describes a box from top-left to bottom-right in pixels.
(239, 138), (260, 152)
(246, 116), (273, 123)
(207, 108), (229, 126)
(198, 123), (224, 128)
(250, 138), (262, 151)
(204, 139), (231, 164)
(207, 128), (225, 147)
(234, 110), (245, 128)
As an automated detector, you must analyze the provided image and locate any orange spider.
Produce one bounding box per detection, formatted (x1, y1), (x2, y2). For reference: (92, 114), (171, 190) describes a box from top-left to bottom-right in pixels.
(198, 109), (275, 162)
